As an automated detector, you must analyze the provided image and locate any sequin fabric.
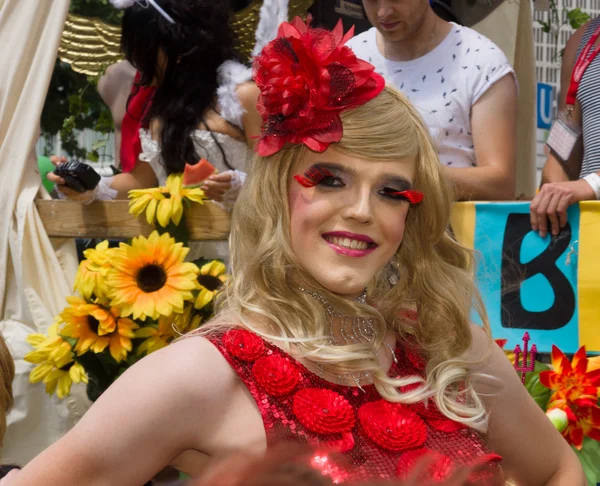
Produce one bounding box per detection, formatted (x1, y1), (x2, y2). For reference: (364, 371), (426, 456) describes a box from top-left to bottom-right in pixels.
(207, 330), (502, 484)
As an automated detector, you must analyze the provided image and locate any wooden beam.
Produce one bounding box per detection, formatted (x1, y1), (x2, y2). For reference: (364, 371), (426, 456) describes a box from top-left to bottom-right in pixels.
(35, 200), (230, 240)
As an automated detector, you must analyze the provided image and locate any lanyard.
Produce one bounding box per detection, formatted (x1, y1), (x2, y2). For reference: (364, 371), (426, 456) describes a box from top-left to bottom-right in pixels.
(566, 24), (600, 107)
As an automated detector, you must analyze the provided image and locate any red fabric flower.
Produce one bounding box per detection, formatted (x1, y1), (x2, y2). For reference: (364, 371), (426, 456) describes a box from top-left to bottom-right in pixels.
(310, 432), (355, 453)
(253, 16), (385, 156)
(413, 399), (467, 433)
(359, 400), (427, 452)
(223, 329), (265, 362)
(397, 448), (454, 482)
(293, 388), (356, 434)
(252, 355), (299, 396)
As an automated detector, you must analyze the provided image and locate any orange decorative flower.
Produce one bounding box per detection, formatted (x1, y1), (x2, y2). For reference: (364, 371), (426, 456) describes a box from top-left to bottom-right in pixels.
(540, 345), (600, 449)
(540, 346), (600, 406)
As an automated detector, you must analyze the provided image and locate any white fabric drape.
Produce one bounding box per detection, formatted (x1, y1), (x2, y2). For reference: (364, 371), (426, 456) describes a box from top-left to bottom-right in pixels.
(0, 0), (90, 465)
(473, 0), (537, 198)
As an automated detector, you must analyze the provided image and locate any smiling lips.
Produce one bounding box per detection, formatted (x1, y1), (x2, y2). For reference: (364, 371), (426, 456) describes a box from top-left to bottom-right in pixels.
(322, 231), (378, 258)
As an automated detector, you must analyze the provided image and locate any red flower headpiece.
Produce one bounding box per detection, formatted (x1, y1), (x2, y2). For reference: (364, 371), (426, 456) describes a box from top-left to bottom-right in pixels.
(253, 16), (386, 156)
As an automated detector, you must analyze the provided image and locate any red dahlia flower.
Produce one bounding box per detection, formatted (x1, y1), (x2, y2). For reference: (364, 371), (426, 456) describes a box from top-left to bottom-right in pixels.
(253, 16), (385, 156)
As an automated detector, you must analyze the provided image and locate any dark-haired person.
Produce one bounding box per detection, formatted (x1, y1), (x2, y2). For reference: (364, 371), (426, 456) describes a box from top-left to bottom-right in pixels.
(49, 0), (261, 259)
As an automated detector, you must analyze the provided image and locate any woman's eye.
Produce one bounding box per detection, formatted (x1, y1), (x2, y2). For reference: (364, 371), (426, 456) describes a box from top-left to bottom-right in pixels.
(380, 187), (406, 200)
(294, 167), (344, 188)
(319, 176), (343, 187)
(379, 187), (424, 204)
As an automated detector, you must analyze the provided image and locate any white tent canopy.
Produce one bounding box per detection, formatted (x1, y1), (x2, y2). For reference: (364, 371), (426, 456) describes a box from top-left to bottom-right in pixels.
(0, 0), (89, 465)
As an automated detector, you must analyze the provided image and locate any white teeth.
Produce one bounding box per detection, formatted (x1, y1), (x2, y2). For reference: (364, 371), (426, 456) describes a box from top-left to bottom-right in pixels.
(325, 236), (370, 250)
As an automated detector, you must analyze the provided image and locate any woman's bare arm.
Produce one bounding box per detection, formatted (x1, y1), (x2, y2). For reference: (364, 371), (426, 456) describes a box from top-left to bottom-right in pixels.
(6, 337), (242, 486)
(468, 326), (585, 485)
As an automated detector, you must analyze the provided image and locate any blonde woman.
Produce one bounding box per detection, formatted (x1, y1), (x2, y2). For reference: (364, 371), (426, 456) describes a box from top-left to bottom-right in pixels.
(4, 18), (583, 486)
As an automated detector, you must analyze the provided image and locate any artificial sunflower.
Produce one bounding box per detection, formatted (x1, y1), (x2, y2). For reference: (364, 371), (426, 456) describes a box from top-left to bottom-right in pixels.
(134, 316), (177, 356)
(194, 260), (228, 310)
(106, 231), (199, 321)
(128, 174), (205, 227)
(41, 360), (88, 400)
(74, 240), (115, 300)
(540, 345), (600, 449)
(25, 321), (88, 399)
(25, 321), (73, 374)
(60, 296), (139, 363)
(173, 303), (203, 335)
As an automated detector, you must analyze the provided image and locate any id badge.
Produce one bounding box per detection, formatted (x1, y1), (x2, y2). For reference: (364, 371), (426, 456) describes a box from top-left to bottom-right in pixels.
(546, 115), (581, 163)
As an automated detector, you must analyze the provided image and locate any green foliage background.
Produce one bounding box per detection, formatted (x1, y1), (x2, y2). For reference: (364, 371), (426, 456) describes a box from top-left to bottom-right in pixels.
(40, 0), (122, 160)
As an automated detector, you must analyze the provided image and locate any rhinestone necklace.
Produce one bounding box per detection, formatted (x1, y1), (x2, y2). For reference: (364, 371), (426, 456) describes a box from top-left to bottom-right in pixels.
(299, 287), (398, 391)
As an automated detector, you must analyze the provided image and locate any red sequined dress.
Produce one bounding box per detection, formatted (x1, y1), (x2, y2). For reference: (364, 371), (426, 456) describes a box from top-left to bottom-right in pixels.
(206, 329), (502, 483)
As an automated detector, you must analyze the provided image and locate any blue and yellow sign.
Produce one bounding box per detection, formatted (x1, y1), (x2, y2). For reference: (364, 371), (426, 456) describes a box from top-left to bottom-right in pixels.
(451, 202), (600, 353)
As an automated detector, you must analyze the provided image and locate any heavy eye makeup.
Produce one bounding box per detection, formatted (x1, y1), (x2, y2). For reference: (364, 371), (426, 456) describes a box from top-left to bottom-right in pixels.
(293, 164), (344, 188)
(294, 162), (424, 204)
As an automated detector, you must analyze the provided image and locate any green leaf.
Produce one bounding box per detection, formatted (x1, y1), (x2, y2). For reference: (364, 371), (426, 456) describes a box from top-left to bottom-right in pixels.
(86, 150), (99, 163)
(537, 20), (551, 34)
(523, 361), (552, 410)
(91, 139), (107, 151)
(567, 8), (591, 30)
(573, 437), (600, 485)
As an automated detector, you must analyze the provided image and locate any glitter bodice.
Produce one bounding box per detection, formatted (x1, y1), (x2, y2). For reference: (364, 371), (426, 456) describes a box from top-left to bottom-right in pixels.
(206, 329), (502, 483)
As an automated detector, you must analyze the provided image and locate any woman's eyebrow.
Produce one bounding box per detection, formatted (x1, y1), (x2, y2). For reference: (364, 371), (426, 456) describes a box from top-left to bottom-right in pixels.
(310, 162), (413, 189)
(381, 176), (413, 190)
(311, 161), (355, 176)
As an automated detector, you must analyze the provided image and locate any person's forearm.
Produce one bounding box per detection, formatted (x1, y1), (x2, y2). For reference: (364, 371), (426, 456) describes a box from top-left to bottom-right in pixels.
(108, 168), (158, 199)
(541, 154), (571, 185)
(443, 165), (515, 201)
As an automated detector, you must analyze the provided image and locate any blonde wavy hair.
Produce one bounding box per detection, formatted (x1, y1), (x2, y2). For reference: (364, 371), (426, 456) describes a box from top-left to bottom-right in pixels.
(0, 334), (14, 447)
(207, 85), (493, 431)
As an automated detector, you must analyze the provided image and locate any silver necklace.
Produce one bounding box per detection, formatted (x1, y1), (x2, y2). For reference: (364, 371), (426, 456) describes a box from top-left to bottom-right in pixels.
(298, 287), (398, 391)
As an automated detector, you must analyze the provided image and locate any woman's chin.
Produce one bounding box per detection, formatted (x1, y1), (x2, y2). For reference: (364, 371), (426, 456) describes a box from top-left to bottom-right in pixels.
(315, 277), (372, 301)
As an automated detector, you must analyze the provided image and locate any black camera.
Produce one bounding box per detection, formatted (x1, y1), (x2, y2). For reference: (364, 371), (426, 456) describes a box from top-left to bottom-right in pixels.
(53, 161), (101, 193)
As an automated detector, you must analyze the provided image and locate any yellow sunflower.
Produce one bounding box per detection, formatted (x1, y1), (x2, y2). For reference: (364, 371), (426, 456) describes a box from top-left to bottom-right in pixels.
(60, 296), (138, 363)
(25, 321), (73, 372)
(134, 316), (177, 356)
(74, 240), (115, 299)
(194, 260), (228, 310)
(128, 174), (205, 227)
(172, 303), (203, 335)
(41, 361), (88, 399)
(25, 321), (88, 399)
(106, 231), (200, 321)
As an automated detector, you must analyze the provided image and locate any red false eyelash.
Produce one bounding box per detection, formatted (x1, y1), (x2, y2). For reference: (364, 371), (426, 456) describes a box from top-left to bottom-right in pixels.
(388, 190), (424, 204)
(293, 166), (335, 188)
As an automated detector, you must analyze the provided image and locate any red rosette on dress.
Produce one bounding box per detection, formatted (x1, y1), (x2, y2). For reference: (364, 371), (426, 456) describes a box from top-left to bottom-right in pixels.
(252, 16), (385, 156)
(359, 400), (427, 452)
(397, 448), (454, 482)
(413, 399), (467, 433)
(252, 355), (299, 396)
(223, 329), (265, 362)
(293, 388), (356, 434)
